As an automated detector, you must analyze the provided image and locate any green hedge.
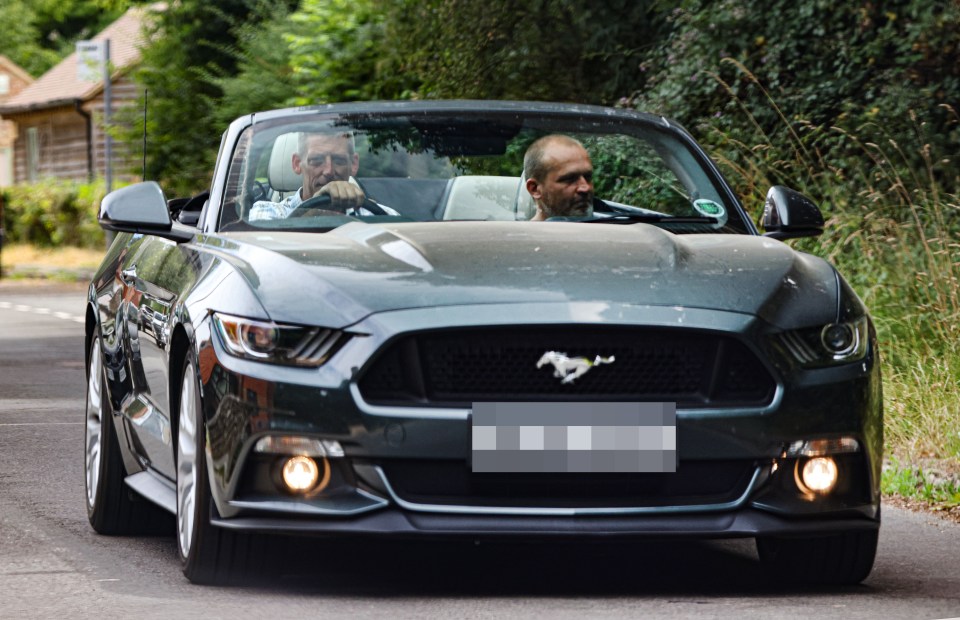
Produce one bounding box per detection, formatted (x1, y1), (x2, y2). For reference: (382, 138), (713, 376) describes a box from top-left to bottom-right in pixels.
(1, 180), (106, 248)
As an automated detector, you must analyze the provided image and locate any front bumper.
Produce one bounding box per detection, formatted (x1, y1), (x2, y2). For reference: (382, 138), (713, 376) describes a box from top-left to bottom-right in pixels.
(194, 303), (882, 538)
(212, 505), (879, 538)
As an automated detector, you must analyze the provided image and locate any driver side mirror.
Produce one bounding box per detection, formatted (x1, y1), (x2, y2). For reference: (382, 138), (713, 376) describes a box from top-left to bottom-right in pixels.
(99, 181), (195, 243)
(760, 186), (824, 240)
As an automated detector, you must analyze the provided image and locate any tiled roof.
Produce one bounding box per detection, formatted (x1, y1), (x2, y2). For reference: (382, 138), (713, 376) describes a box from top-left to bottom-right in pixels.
(0, 5), (154, 113)
(0, 55), (34, 86)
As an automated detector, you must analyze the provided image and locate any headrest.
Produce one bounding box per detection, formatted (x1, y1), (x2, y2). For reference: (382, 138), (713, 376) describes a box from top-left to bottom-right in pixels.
(515, 172), (536, 220)
(441, 176), (519, 221)
(268, 133), (302, 192)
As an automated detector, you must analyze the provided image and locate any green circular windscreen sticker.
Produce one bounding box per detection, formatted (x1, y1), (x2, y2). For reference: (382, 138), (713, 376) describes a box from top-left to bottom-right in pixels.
(693, 199), (726, 219)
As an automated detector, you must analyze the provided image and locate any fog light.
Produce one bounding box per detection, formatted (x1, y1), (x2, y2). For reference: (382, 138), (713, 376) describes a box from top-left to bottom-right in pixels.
(282, 456), (320, 492)
(801, 456), (838, 494)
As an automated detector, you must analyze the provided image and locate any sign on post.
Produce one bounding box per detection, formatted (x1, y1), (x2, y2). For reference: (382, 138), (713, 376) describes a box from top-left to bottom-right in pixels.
(76, 41), (105, 82)
(76, 39), (114, 248)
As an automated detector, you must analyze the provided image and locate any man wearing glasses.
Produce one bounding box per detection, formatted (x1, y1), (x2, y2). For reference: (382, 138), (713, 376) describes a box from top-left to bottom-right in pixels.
(250, 131), (396, 220)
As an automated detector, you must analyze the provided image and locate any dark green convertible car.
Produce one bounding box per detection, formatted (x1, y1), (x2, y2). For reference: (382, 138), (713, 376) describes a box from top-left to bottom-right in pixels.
(83, 101), (882, 584)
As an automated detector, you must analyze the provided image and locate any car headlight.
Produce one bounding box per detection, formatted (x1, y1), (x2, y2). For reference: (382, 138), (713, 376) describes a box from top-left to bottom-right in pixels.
(212, 312), (348, 367)
(776, 315), (869, 367)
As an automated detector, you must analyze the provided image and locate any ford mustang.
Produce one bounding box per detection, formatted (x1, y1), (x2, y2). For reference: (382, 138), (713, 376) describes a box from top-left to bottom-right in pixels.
(83, 100), (882, 584)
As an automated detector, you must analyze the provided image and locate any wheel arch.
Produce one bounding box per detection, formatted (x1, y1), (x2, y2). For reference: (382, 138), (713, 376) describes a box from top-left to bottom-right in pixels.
(84, 299), (98, 370)
(168, 322), (194, 440)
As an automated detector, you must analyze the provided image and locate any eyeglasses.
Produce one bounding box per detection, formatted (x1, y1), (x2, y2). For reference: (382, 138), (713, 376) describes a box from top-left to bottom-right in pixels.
(305, 153), (351, 168)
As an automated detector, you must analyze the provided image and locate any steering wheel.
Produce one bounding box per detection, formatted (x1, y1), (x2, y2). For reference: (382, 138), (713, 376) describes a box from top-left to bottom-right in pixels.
(289, 193), (388, 217)
(288, 194), (344, 218)
(250, 181), (270, 203)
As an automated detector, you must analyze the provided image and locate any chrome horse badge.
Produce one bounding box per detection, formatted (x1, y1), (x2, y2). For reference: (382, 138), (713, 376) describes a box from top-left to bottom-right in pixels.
(536, 351), (615, 384)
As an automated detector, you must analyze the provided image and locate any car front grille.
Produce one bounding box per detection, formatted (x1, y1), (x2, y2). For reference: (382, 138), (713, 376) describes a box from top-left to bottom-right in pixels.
(377, 459), (757, 509)
(357, 327), (775, 408)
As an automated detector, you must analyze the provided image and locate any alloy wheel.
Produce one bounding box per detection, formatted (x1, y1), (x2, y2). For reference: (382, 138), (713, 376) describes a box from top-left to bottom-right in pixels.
(84, 339), (104, 511)
(176, 361), (199, 560)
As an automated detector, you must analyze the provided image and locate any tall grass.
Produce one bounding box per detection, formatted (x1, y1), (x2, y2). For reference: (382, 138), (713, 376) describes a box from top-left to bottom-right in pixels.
(703, 64), (960, 473)
(821, 117), (960, 466)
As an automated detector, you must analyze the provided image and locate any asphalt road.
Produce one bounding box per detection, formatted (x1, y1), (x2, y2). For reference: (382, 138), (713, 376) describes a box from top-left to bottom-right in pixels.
(1, 283), (959, 619)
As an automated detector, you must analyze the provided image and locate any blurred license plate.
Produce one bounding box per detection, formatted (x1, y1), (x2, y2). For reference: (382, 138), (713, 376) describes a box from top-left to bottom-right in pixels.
(470, 402), (676, 473)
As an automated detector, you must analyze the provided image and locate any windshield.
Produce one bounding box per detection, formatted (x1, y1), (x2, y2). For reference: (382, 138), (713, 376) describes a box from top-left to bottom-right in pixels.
(217, 110), (749, 234)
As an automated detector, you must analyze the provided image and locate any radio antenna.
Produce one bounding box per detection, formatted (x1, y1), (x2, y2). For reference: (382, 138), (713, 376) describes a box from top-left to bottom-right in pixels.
(142, 88), (148, 180)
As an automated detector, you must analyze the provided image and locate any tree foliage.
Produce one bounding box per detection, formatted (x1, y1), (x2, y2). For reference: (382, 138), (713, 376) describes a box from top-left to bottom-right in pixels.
(637, 0), (960, 199)
(285, 0), (387, 104)
(211, 0), (388, 127)
(377, 0), (664, 104)
(126, 0), (296, 195)
(9, 0), (958, 205)
(0, 0), (133, 76)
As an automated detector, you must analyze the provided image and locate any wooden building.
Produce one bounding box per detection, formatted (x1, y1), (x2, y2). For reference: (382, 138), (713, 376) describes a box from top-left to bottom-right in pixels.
(0, 6), (155, 185)
(0, 56), (34, 187)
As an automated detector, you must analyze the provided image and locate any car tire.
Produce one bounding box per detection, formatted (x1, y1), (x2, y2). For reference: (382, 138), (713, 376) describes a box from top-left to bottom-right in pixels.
(85, 329), (169, 534)
(756, 529), (879, 585)
(176, 352), (260, 584)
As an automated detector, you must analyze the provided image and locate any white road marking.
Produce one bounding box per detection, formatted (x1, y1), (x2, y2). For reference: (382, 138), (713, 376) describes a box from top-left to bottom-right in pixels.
(0, 398), (84, 410)
(0, 422), (84, 426)
(0, 302), (84, 323)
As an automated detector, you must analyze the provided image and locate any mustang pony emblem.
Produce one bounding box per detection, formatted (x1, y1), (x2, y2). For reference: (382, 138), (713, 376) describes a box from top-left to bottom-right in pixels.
(536, 351), (615, 384)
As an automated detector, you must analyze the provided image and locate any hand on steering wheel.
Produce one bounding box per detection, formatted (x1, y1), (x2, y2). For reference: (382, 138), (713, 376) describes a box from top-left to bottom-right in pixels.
(314, 181), (366, 212)
(289, 182), (388, 218)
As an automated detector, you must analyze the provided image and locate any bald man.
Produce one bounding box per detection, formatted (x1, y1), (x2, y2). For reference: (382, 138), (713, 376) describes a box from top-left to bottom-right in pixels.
(523, 135), (595, 221)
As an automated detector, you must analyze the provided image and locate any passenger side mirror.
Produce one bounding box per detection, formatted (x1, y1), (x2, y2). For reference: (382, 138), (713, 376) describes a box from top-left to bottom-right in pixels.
(760, 186), (824, 240)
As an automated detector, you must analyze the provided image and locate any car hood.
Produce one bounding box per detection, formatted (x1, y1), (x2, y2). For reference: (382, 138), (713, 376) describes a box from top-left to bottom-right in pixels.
(210, 222), (838, 329)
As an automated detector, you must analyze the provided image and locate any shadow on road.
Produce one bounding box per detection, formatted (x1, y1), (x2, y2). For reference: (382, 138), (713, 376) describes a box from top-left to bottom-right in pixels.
(149, 532), (877, 597)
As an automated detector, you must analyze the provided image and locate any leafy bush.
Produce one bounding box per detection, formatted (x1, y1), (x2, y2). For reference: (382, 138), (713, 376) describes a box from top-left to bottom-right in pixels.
(637, 0), (960, 202)
(1, 180), (106, 248)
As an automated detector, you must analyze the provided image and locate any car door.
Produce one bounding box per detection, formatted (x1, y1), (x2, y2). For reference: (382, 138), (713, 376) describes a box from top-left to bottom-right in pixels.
(116, 236), (200, 479)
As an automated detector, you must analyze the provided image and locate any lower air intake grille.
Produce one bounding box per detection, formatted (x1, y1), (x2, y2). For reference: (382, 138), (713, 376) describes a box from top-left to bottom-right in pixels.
(379, 459), (756, 508)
